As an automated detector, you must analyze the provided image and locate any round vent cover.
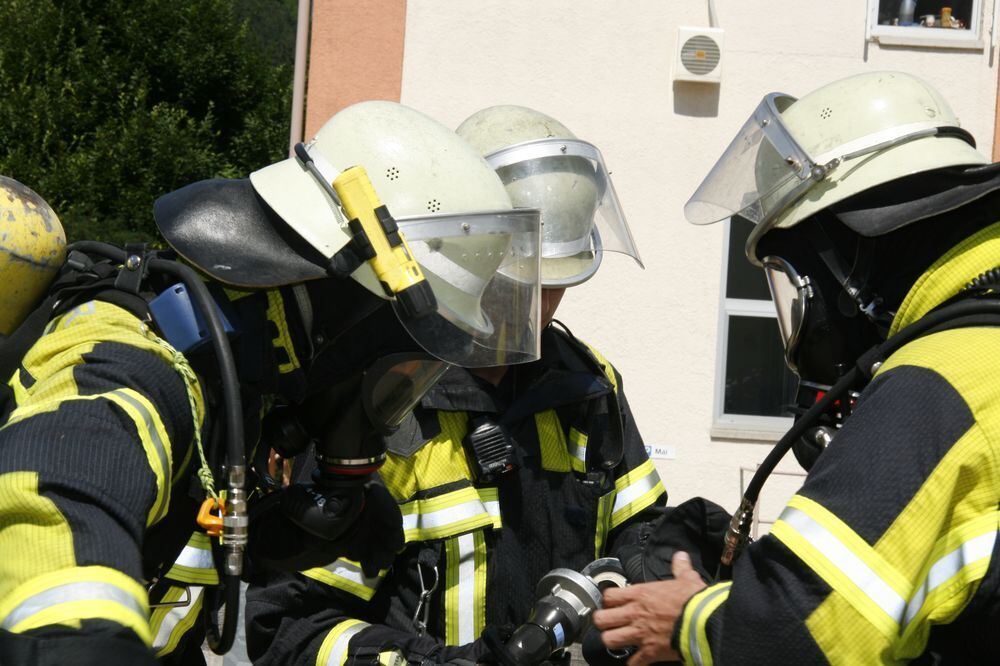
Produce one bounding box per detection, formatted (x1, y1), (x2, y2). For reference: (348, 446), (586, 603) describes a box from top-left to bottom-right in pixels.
(680, 34), (721, 76)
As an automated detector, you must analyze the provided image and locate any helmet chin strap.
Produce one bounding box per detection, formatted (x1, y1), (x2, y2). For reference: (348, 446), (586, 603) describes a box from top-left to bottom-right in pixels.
(802, 215), (895, 337)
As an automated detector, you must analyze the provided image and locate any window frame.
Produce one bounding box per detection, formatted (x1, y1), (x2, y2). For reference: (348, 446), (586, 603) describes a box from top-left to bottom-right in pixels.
(865, 0), (988, 49)
(711, 219), (794, 441)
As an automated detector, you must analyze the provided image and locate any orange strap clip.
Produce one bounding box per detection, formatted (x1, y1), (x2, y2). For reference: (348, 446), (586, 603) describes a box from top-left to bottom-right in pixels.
(197, 497), (225, 537)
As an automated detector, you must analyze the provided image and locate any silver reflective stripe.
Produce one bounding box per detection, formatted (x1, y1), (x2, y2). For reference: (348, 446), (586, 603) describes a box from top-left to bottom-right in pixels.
(323, 622), (368, 666)
(454, 532), (477, 645)
(903, 529), (997, 627)
(173, 543), (214, 571)
(612, 470), (659, 515)
(687, 585), (729, 666)
(780, 506), (906, 621)
(152, 586), (203, 651)
(402, 497), (499, 533)
(1, 581), (144, 631)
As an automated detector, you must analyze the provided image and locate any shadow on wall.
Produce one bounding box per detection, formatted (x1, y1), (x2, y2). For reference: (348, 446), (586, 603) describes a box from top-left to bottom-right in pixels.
(673, 81), (720, 117)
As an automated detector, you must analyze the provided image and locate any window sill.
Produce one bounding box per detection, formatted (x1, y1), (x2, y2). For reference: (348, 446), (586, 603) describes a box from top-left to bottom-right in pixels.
(869, 26), (984, 49)
(710, 420), (789, 443)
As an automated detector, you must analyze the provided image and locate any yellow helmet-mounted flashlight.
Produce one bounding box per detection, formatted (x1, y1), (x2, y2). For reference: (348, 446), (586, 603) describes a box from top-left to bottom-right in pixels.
(293, 143), (436, 319)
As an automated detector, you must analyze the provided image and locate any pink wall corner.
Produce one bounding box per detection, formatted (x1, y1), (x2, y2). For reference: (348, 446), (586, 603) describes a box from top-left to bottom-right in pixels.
(305, 0), (407, 137)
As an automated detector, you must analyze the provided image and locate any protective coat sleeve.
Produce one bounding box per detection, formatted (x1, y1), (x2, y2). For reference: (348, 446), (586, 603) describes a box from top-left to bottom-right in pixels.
(673, 335), (1000, 665)
(0, 301), (203, 665)
(246, 569), (487, 666)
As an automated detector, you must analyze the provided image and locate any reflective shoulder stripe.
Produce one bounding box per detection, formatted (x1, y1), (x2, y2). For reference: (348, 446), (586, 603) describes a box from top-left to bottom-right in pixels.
(899, 512), (998, 651)
(316, 618), (369, 666)
(568, 427), (588, 474)
(266, 289), (301, 374)
(444, 529), (487, 646)
(678, 582), (731, 666)
(0, 565), (152, 645)
(400, 485), (501, 542)
(104, 388), (172, 526)
(610, 459), (665, 529)
(536, 409), (572, 472)
(580, 342), (618, 392)
(166, 532), (219, 585)
(151, 585), (205, 656)
(302, 558), (387, 601)
(771, 495), (909, 640)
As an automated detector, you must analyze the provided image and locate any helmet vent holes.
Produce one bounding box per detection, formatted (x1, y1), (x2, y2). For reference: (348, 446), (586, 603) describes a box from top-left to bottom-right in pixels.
(386, 166), (400, 181)
(427, 199), (441, 212)
(820, 107), (833, 120)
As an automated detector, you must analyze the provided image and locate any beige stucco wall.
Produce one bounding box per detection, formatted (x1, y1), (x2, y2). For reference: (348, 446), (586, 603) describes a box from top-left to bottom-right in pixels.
(397, 0), (999, 516)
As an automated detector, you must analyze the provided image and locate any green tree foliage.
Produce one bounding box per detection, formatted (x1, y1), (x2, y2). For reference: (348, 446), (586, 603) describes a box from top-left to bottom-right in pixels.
(0, 0), (296, 244)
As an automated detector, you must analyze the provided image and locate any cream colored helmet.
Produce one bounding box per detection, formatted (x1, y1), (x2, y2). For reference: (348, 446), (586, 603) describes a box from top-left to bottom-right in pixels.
(685, 71), (988, 263)
(158, 101), (543, 367)
(457, 105), (642, 287)
(0, 177), (66, 336)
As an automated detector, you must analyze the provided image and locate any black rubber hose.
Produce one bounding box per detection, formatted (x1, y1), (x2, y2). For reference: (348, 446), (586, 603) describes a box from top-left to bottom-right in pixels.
(202, 574), (241, 655)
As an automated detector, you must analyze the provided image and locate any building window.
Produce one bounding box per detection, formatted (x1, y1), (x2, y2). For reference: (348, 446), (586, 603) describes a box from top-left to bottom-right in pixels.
(867, 0), (987, 48)
(712, 217), (797, 439)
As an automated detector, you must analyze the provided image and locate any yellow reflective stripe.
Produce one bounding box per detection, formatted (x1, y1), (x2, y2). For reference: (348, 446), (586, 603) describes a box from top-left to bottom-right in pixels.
(900, 512), (998, 650)
(679, 582), (731, 666)
(377, 649), (406, 666)
(266, 290), (301, 374)
(568, 427), (588, 473)
(0, 566), (152, 645)
(594, 491), (615, 559)
(4, 388), (175, 526)
(536, 410), (572, 472)
(316, 618), (369, 666)
(610, 459), (664, 529)
(772, 495), (909, 640)
(444, 529), (487, 645)
(399, 486), (500, 542)
(166, 532), (219, 585)
(104, 388), (173, 526)
(302, 558), (387, 601)
(152, 586), (204, 656)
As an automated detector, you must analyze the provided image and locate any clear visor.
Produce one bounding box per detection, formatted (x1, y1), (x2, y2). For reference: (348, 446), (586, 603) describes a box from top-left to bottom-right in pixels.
(762, 255), (812, 373)
(685, 94), (815, 226)
(392, 209), (542, 367)
(362, 352), (449, 431)
(484, 138), (642, 284)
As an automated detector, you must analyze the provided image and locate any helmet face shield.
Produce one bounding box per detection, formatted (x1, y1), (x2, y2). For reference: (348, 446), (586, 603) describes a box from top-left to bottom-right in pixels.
(484, 138), (642, 286)
(391, 209), (542, 367)
(762, 255), (813, 374)
(685, 94), (814, 227)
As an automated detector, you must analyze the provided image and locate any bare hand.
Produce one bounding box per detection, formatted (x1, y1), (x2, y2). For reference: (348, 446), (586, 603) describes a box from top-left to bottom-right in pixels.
(592, 551), (707, 665)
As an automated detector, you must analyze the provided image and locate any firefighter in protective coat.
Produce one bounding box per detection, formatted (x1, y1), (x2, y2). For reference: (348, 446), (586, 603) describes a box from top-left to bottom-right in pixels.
(0, 101), (546, 665)
(245, 106), (666, 665)
(593, 72), (1000, 665)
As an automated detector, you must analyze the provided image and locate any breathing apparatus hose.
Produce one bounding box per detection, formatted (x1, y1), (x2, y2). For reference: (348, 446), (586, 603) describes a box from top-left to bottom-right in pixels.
(722, 297), (1000, 575)
(67, 241), (245, 654)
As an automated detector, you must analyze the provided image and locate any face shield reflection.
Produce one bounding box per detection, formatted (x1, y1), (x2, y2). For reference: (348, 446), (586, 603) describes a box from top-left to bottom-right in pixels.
(684, 93), (817, 227)
(762, 255), (813, 373)
(362, 353), (448, 431)
(484, 138), (642, 281)
(391, 209), (542, 367)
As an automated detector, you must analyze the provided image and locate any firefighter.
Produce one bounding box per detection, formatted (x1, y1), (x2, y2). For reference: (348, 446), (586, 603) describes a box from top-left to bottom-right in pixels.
(0, 100), (545, 665)
(245, 105), (665, 665)
(593, 71), (1000, 664)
